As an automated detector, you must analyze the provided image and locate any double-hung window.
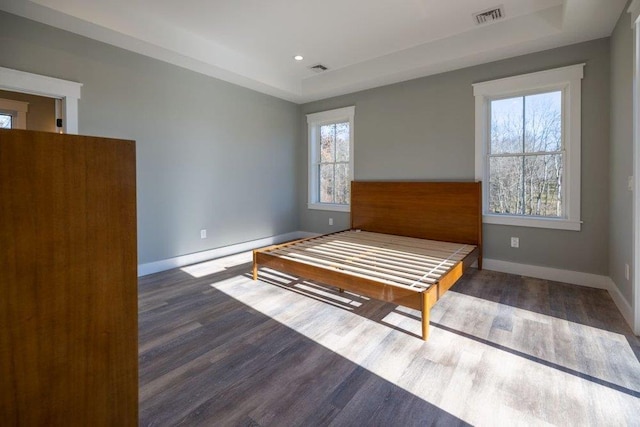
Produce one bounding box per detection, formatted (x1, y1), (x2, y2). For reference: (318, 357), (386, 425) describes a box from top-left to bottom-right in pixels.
(307, 106), (355, 212)
(473, 64), (584, 231)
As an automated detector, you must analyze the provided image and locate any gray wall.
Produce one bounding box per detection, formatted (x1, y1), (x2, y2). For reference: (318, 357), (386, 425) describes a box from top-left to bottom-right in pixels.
(0, 89), (56, 132)
(609, 9), (634, 303)
(0, 11), (299, 265)
(0, 10), (621, 279)
(299, 39), (611, 275)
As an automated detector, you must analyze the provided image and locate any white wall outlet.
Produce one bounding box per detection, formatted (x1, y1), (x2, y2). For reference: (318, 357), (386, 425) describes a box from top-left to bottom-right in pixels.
(200, 229), (207, 239)
(329, 218), (333, 226)
(510, 237), (519, 248)
(628, 176), (634, 191)
(626, 263), (630, 281)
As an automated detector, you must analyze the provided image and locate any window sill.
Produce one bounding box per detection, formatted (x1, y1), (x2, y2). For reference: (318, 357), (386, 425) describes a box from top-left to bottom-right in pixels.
(483, 214), (581, 231)
(308, 202), (350, 213)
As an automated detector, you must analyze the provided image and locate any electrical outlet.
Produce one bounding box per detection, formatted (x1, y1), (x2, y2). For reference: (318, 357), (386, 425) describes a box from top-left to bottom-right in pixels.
(200, 229), (207, 239)
(629, 176), (634, 192)
(510, 237), (519, 248)
(626, 264), (630, 281)
(329, 218), (333, 226)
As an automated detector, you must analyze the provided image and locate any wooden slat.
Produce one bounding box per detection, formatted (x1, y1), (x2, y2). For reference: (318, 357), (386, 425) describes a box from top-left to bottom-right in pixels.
(254, 251), (424, 310)
(292, 239), (455, 272)
(344, 230), (473, 252)
(267, 231), (474, 286)
(253, 181), (483, 341)
(316, 237), (470, 263)
(267, 231), (474, 264)
(290, 244), (450, 278)
(270, 248), (434, 287)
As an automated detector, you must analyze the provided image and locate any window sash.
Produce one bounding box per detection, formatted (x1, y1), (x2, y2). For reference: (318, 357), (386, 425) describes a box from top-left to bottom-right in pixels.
(486, 89), (565, 219)
(307, 106), (355, 212)
(488, 150), (564, 158)
(487, 152), (566, 219)
(473, 62), (584, 231)
(316, 123), (350, 205)
(316, 160), (350, 205)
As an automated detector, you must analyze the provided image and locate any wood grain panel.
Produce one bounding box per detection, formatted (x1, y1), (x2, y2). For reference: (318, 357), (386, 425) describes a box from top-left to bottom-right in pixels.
(351, 181), (482, 246)
(0, 129), (137, 425)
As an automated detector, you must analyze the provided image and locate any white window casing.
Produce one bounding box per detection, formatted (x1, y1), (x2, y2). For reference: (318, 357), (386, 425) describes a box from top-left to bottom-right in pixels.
(307, 106), (355, 212)
(473, 64), (585, 231)
(0, 98), (29, 129)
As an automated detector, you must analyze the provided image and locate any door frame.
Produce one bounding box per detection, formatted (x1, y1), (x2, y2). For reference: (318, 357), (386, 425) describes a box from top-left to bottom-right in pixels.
(0, 66), (82, 134)
(630, 0), (640, 335)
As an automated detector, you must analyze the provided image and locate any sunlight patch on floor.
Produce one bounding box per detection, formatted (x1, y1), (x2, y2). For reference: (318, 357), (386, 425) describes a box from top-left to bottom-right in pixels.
(181, 251), (253, 278)
(207, 273), (640, 425)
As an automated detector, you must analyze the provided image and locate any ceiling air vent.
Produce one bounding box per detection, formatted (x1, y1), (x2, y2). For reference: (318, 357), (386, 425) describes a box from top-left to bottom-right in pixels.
(473, 6), (504, 25)
(310, 64), (329, 73)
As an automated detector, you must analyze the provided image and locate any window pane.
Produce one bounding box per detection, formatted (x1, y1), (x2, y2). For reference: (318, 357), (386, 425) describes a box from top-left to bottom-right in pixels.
(334, 163), (350, 204)
(320, 124), (335, 162)
(523, 154), (563, 217)
(491, 97), (523, 154)
(335, 122), (349, 162)
(489, 156), (524, 214)
(319, 164), (334, 203)
(525, 91), (561, 153)
(0, 114), (11, 129)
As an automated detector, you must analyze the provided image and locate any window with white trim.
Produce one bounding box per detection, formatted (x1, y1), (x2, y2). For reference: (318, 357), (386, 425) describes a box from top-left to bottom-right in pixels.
(0, 98), (28, 129)
(473, 64), (584, 231)
(0, 113), (12, 128)
(307, 106), (355, 212)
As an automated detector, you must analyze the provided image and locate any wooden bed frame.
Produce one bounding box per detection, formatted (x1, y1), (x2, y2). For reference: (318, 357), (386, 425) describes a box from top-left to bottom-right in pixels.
(252, 181), (482, 340)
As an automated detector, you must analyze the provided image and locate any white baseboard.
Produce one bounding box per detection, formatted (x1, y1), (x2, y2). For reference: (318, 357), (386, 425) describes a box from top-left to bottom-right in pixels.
(483, 259), (612, 289)
(606, 279), (635, 329)
(484, 258), (634, 328)
(138, 231), (316, 277)
(138, 239), (636, 331)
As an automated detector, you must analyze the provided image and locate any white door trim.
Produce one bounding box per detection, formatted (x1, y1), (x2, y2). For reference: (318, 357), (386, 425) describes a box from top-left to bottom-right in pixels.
(0, 66), (82, 134)
(631, 0), (640, 335)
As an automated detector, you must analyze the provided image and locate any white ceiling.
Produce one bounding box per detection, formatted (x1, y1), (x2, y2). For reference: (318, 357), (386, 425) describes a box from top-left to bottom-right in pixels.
(1, 0), (628, 103)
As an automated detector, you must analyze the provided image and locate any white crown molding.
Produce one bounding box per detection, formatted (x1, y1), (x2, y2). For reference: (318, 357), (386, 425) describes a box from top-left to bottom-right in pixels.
(0, 0), (627, 104)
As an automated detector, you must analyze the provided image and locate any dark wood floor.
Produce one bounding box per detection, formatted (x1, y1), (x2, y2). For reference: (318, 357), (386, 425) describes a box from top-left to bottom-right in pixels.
(139, 253), (640, 426)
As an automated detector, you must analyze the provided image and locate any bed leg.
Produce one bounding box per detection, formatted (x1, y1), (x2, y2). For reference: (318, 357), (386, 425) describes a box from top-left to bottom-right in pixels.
(421, 292), (430, 341)
(252, 251), (258, 281)
(478, 255), (483, 271)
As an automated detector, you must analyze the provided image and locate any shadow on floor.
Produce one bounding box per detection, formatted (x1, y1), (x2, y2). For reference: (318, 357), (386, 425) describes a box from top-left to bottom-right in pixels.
(452, 268), (640, 363)
(138, 266), (469, 426)
(247, 265), (640, 398)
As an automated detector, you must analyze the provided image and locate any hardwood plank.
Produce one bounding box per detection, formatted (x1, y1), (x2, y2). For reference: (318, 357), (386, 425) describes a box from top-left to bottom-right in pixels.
(139, 264), (640, 426)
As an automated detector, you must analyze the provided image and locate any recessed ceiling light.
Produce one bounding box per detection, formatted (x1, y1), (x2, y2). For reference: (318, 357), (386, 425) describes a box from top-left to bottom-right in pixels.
(293, 55), (304, 61)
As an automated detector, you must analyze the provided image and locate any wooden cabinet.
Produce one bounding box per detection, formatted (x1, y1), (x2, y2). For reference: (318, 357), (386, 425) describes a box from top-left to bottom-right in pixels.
(0, 129), (138, 425)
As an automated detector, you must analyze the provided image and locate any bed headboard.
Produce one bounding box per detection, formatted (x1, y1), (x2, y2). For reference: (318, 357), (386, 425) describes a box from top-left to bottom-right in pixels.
(350, 181), (482, 246)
